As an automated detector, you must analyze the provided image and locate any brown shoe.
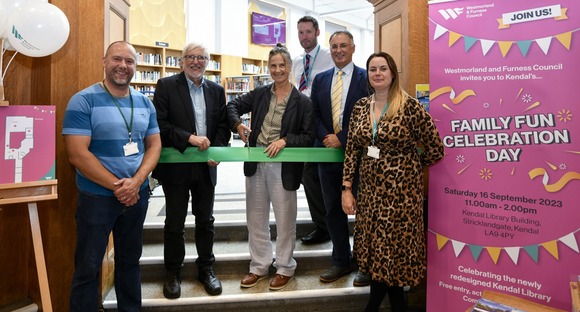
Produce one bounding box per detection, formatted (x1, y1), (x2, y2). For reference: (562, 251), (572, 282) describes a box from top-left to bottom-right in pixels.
(269, 274), (294, 290)
(240, 273), (267, 288)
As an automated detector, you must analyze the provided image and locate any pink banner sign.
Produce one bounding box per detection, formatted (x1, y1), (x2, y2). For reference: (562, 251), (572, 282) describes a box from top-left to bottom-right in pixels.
(427, 0), (579, 310)
(0, 105), (56, 184)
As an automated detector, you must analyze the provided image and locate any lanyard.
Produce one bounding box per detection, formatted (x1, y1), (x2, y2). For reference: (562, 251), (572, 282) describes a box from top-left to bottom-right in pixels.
(102, 82), (134, 142)
(370, 94), (389, 144)
(301, 45), (320, 87)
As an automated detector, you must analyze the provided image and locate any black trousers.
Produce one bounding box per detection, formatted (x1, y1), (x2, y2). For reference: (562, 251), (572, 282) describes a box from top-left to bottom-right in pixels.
(318, 162), (351, 267)
(301, 162), (328, 233)
(162, 165), (216, 272)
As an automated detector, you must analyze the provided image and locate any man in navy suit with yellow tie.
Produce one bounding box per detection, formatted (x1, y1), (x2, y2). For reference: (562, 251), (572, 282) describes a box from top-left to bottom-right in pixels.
(310, 30), (370, 286)
(152, 42), (230, 299)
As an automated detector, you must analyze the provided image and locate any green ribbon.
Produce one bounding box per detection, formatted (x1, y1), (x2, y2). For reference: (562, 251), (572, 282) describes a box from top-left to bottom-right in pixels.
(159, 147), (345, 163)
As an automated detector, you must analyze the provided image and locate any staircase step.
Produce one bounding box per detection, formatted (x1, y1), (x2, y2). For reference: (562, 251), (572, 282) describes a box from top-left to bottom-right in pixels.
(140, 238), (335, 260)
(103, 261), (370, 311)
(142, 218), (351, 246)
(104, 236), (427, 312)
(102, 154), (426, 311)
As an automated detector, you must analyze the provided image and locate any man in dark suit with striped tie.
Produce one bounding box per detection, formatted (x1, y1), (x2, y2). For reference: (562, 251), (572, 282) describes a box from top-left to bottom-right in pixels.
(310, 30), (370, 286)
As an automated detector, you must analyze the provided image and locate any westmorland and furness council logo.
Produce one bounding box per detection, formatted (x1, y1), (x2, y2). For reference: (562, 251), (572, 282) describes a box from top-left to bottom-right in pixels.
(439, 7), (465, 20)
(10, 25), (40, 52)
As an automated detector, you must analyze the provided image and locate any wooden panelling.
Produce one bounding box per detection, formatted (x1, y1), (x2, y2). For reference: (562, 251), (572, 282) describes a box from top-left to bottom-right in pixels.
(0, 201), (31, 306)
(408, 0), (429, 93)
(0, 1), (107, 311)
(107, 0), (130, 43)
(380, 17), (402, 71)
(47, 1), (107, 310)
(371, 0), (428, 93)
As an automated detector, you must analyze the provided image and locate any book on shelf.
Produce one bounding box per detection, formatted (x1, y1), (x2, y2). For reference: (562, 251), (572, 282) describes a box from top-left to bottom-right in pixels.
(137, 52), (162, 66)
(207, 59), (221, 71)
(165, 55), (180, 68)
(226, 77), (251, 92)
(242, 63), (261, 74)
(203, 75), (221, 85)
(133, 85), (156, 97)
(134, 70), (161, 83)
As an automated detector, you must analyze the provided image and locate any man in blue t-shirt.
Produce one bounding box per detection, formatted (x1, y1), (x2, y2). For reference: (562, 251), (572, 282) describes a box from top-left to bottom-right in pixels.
(62, 41), (161, 312)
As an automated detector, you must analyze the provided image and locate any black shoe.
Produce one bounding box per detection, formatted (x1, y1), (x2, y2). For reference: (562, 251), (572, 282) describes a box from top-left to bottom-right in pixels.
(199, 267), (222, 295)
(163, 270), (181, 299)
(319, 265), (353, 283)
(353, 271), (371, 286)
(301, 228), (330, 245)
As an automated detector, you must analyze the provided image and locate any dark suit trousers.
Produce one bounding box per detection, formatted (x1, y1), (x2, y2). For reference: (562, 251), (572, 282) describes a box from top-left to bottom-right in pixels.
(301, 162), (328, 233)
(163, 164), (216, 272)
(318, 162), (352, 267)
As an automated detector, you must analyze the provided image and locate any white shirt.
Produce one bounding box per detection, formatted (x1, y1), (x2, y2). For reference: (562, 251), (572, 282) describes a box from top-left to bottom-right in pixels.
(186, 77), (207, 136)
(292, 44), (333, 97)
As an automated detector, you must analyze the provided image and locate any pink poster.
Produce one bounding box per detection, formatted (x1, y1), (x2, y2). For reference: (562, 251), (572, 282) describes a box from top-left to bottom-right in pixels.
(427, 0), (579, 311)
(0, 105), (56, 184)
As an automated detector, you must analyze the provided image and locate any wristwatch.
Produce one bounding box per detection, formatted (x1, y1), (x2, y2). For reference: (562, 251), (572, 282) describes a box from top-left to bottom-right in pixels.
(341, 185), (352, 191)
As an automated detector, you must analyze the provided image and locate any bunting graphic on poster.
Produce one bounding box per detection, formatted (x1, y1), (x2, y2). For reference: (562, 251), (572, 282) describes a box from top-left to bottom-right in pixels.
(430, 19), (578, 57)
(430, 229), (580, 265)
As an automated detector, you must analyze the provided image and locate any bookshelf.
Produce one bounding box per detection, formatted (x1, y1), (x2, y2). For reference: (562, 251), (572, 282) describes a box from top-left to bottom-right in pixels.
(131, 44), (223, 97)
(224, 56), (269, 101)
(225, 76), (252, 133)
(241, 57), (268, 75)
(130, 45), (268, 102)
(132, 44), (178, 98)
(204, 53), (222, 85)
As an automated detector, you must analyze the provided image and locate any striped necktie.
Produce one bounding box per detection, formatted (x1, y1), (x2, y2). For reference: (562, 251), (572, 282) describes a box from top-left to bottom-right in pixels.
(299, 54), (311, 92)
(331, 69), (343, 133)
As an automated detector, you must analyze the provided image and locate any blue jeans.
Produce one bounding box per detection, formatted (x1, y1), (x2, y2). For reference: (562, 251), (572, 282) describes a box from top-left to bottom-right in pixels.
(70, 187), (149, 312)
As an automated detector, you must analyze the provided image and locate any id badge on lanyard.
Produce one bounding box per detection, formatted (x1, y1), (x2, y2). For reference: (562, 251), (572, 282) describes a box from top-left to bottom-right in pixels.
(367, 145), (380, 159)
(124, 141), (139, 156)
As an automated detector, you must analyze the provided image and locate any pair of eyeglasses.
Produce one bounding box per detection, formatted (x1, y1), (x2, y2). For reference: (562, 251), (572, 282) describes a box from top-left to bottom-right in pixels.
(183, 55), (208, 61)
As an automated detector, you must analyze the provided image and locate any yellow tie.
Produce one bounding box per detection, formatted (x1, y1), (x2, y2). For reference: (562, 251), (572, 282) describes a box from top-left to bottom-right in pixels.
(331, 69), (343, 133)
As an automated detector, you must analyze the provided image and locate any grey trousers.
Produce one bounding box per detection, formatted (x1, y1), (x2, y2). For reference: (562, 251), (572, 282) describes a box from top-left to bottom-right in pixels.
(246, 162), (297, 277)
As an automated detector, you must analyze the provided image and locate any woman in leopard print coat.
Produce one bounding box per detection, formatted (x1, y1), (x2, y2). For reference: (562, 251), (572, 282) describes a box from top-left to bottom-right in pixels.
(341, 52), (444, 312)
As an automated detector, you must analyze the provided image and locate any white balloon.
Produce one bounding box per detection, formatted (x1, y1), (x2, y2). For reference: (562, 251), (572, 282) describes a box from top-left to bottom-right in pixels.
(0, 0), (47, 38)
(6, 2), (70, 57)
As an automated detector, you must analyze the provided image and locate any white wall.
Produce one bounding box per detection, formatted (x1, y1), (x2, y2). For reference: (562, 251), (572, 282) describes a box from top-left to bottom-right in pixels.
(184, 0), (374, 66)
(216, 0), (248, 57)
(185, 0), (217, 51)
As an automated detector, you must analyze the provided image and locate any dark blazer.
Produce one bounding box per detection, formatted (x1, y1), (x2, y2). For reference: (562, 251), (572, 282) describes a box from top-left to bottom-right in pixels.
(227, 84), (315, 191)
(310, 64), (369, 148)
(152, 72), (230, 186)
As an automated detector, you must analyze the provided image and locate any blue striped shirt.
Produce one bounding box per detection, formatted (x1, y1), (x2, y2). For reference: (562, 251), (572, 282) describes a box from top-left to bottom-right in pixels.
(62, 83), (160, 195)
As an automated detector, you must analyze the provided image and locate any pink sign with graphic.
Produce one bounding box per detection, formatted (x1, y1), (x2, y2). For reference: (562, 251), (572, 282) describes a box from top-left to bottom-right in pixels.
(427, 0), (579, 310)
(0, 105), (56, 184)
